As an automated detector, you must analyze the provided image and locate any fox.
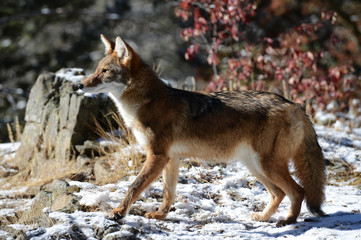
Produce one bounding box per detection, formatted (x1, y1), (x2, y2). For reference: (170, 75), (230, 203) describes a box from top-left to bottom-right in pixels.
(77, 34), (326, 227)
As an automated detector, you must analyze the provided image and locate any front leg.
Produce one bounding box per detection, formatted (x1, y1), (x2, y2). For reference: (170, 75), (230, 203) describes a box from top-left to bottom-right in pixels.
(109, 153), (169, 220)
(145, 158), (179, 220)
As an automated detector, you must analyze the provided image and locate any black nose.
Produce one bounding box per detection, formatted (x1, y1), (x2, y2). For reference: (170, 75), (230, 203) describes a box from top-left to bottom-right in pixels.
(75, 84), (84, 90)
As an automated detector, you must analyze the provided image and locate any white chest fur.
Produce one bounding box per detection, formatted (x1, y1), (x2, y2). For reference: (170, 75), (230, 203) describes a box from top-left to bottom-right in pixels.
(108, 93), (148, 147)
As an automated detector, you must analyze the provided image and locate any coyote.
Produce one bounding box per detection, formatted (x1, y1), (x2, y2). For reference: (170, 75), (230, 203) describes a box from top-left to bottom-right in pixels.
(77, 35), (326, 226)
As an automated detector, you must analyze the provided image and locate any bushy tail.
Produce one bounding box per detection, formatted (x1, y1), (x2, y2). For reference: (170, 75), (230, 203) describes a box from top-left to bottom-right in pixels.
(293, 119), (326, 216)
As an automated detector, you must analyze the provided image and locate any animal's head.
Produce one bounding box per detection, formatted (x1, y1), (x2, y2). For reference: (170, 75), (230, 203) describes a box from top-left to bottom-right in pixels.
(77, 34), (140, 98)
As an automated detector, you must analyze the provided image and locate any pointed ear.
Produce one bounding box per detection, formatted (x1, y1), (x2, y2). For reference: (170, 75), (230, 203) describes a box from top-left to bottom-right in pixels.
(115, 37), (132, 60)
(100, 34), (114, 54)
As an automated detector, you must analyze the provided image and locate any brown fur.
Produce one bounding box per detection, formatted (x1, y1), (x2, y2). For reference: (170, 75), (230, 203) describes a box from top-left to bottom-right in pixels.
(80, 35), (326, 226)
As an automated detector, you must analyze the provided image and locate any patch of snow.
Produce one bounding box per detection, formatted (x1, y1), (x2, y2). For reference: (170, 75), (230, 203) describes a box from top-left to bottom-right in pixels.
(55, 68), (85, 83)
(1, 117), (361, 239)
(0, 186), (28, 197)
(78, 191), (111, 207)
(315, 125), (361, 171)
(0, 142), (21, 161)
(326, 101), (338, 111)
(333, 120), (346, 131)
(315, 111), (336, 124)
(0, 208), (16, 217)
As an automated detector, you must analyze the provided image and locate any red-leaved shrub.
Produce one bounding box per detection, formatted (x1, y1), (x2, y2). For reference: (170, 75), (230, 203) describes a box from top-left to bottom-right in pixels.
(176, 0), (359, 113)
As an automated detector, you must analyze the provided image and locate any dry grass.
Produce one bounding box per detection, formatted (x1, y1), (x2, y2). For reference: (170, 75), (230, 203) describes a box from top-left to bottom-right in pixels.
(6, 116), (22, 144)
(3, 142), (80, 191)
(0, 194), (56, 228)
(327, 168), (361, 187)
(91, 111), (145, 185)
(0, 209), (22, 227)
(153, 60), (163, 78)
(2, 106), (145, 190)
(0, 118), (22, 188)
(1, 117), (22, 167)
(326, 157), (361, 187)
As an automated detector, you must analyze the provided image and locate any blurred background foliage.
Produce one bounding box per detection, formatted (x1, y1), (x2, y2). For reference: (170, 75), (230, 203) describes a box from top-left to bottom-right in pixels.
(0, 0), (360, 142)
(176, 0), (361, 113)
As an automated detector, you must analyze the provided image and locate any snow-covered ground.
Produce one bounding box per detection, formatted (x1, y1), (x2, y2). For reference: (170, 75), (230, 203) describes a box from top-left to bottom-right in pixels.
(1, 124), (360, 239)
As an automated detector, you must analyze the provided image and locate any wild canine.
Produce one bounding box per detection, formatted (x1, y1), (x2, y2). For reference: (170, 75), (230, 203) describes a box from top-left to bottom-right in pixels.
(77, 34), (326, 226)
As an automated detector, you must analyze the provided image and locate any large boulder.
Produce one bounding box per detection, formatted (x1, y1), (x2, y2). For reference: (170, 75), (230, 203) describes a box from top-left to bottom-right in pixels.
(14, 68), (118, 179)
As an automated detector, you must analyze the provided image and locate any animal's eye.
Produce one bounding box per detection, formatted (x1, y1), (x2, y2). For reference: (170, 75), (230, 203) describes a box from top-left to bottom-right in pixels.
(102, 69), (108, 73)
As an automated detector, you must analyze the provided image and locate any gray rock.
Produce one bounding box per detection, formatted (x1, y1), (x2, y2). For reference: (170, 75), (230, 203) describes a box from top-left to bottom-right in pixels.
(15, 231), (30, 240)
(76, 154), (93, 169)
(15, 233), (29, 240)
(19, 179), (80, 227)
(24, 228), (46, 239)
(50, 192), (79, 212)
(75, 140), (104, 156)
(94, 224), (120, 240)
(41, 179), (70, 193)
(94, 158), (112, 181)
(14, 68), (120, 179)
(50, 224), (88, 240)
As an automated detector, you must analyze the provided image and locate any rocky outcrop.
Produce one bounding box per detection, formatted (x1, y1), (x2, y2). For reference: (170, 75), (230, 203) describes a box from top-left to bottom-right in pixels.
(14, 68), (119, 179)
(21, 180), (81, 221)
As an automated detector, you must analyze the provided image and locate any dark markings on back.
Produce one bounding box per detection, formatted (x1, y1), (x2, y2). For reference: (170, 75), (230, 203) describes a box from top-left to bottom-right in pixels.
(171, 89), (294, 121)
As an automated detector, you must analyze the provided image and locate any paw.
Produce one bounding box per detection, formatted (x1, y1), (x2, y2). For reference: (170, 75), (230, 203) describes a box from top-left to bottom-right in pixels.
(251, 212), (268, 222)
(108, 208), (126, 221)
(145, 211), (167, 220)
(276, 218), (296, 227)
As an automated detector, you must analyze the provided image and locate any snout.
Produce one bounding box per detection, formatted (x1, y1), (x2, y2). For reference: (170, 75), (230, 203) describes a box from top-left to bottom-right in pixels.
(73, 83), (84, 91)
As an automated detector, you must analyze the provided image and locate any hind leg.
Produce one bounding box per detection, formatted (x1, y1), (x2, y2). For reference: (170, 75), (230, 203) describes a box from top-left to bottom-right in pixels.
(145, 158), (179, 220)
(262, 160), (305, 226)
(251, 173), (286, 222)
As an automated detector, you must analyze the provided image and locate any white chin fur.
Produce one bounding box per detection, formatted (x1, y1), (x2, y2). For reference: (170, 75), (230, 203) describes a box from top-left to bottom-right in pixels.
(82, 85), (106, 94)
(83, 82), (126, 99)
